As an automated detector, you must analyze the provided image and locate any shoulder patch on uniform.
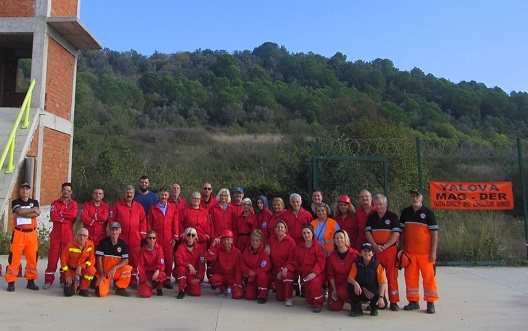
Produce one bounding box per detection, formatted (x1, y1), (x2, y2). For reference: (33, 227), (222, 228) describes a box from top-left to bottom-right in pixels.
(260, 260), (267, 267)
(200, 257), (205, 264)
(50, 205), (54, 212)
(262, 222), (267, 229)
(161, 258), (165, 265)
(117, 247), (122, 253)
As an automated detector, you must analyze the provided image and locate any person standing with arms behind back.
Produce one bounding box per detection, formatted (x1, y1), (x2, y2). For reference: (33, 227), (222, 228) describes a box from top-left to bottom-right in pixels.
(353, 189), (376, 251)
(44, 182), (79, 289)
(400, 189), (439, 314)
(80, 188), (110, 248)
(5, 183), (41, 292)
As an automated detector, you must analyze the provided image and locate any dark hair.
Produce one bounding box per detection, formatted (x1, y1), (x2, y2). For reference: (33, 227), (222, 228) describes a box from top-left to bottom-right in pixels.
(62, 182), (72, 190)
(302, 223), (314, 235)
(139, 175), (149, 181)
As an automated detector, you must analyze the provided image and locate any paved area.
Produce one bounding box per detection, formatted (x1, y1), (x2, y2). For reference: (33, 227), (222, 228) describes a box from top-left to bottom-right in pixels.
(1, 255), (527, 330)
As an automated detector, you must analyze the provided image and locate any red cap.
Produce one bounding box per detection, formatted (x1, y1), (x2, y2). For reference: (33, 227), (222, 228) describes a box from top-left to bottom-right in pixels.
(221, 229), (234, 238)
(337, 195), (351, 204)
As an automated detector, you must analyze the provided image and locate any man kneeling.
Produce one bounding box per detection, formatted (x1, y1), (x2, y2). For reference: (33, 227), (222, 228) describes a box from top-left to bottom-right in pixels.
(61, 228), (96, 297)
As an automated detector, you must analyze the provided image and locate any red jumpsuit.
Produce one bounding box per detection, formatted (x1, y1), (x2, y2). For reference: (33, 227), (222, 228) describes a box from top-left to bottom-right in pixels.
(240, 245), (271, 300)
(111, 200), (147, 286)
(200, 196), (218, 211)
(45, 198), (79, 284)
(137, 243), (166, 298)
(354, 204), (376, 250)
(148, 202), (179, 285)
(257, 208), (272, 237)
(268, 234), (296, 302)
(326, 247), (361, 311)
(229, 201), (243, 217)
(180, 206), (211, 253)
(60, 239), (97, 291)
(174, 243), (206, 296)
(284, 208), (313, 245)
(206, 244), (243, 299)
(263, 210), (288, 243)
(234, 212), (258, 252)
(288, 241), (326, 309)
(335, 214), (357, 242)
(168, 196), (187, 219)
(209, 204), (237, 240)
(80, 200), (110, 247)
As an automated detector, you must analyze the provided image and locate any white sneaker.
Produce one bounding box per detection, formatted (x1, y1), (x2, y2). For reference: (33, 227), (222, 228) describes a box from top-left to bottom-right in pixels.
(285, 298), (293, 307)
(43, 283), (52, 290)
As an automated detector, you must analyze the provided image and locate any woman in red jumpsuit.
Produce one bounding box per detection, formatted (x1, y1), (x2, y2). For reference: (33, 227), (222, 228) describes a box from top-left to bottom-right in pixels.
(234, 198), (258, 253)
(327, 229), (361, 311)
(138, 231), (166, 297)
(256, 196), (272, 234)
(174, 227), (206, 299)
(288, 224), (326, 313)
(267, 220), (296, 305)
(180, 192), (211, 253)
(206, 229), (243, 299)
(333, 195), (357, 240)
(263, 198), (288, 243)
(240, 229), (271, 303)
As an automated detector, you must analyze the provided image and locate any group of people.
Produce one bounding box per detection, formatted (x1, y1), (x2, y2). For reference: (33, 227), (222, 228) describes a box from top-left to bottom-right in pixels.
(5, 177), (439, 317)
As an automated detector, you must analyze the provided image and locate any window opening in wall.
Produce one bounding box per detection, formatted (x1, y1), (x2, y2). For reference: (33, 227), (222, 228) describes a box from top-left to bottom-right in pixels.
(16, 58), (31, 93)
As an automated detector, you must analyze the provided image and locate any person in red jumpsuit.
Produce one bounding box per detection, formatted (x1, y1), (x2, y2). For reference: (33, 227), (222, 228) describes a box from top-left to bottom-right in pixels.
(180, 192), (211, 253)
(327, 229), (360, 311)
(240, 229), (271, 303)
(138, 230), (166, 297)
(353, 189), (376, 251)
(234, 198), (258, 252)
(284, 193), (313, 246)
(147, 188), (179, 289)
(229, 187), (245, 217)
(333, 195), (357, 240)
(256, 195), (272, 235)
(80, 188), (110, 247)
(209, 188), (237, 241)
(206, 229), (243, 299)
(174, 227), (206, 299)
(168, 183), (187, 219)
(288, 224), (326, 313)
(263, 197), (288, 243)
(44, 182), (79, 289)
(110, 184), (147, 289)
(200, 183), (217, 211)
(267, 220), (296, 306)
(60, 227), (96, 297)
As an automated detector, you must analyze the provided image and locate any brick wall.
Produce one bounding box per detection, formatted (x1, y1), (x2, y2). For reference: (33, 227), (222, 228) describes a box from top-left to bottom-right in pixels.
(50, 0), (78, 17)
(0, 0), (35, 17)
(46, 38), (75, 120)
(40, 127), (70, 204)
(27, 127), (39, 157)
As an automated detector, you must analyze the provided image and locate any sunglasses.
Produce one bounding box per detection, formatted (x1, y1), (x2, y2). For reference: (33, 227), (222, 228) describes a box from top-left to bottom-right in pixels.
(203, 187), (212, 190)
(147, 237), (156, 240)
(186, 233), (196, 237)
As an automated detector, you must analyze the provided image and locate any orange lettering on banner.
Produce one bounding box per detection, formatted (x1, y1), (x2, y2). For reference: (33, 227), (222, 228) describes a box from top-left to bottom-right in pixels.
(429, 182), (514, 210)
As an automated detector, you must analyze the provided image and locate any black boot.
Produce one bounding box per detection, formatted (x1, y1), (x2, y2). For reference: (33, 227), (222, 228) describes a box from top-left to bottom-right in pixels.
(26, 279), (39, 290)
(349, 304), (363, 317)
(7, 282), (15, 292)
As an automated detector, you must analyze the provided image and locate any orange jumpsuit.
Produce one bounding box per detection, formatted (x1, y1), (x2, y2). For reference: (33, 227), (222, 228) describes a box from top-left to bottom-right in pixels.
(95, 236), (132, 294)
(400, 205), (439, 303)
(60, 239), (97, 291)
(366, 210), (401, 303)
(6, 198), (40, 283)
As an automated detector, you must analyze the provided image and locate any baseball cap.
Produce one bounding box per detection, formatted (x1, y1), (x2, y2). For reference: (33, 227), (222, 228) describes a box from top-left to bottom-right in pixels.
(109, 222), (121, 229)
(360, 243), (374, 251)
(409, 188), (423, 196)
(20, 183), (31, 189)
(234, 187), (244, 193)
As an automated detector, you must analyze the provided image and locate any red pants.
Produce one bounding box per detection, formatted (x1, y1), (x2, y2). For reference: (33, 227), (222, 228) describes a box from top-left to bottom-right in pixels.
(328, 282), (351, 311)
(174, 265), (202, 296)
(377, 245), (399, 303)
(209, 274), (243, 299)
(138, 270), (167, 298)
(128, 244), (140, 285)
(404, 252), (439, 302)
(161, 245), (174, 285)
(273, 269), (294, 302)
(45, 237), (72, 284)
(244, 272), (270, 300)
(64, 266), (97, 290)
(302, 273), (326, 309)
(6, 230), (38, 282)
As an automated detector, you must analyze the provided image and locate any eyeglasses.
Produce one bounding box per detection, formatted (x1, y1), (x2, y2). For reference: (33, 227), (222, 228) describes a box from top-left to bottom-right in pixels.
(62, 189), (72, 193)
(186, 233), (196, 237)
(147, 237), (156, 240)
(203, 187), (212, 191)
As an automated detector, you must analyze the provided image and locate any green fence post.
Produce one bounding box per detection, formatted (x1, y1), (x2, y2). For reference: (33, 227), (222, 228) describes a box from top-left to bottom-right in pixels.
(517, 138), (528, 257)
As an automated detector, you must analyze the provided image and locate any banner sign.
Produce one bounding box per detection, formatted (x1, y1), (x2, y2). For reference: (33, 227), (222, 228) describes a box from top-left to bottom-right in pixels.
(429, 182), (514, 210)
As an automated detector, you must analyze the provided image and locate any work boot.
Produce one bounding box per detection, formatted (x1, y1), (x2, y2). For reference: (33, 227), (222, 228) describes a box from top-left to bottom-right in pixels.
(78, 290), (91, 297)
(426, 302), (435, 314)
(349, 304), (363, 317)
(26, 280), (39, 291)
(390, 303), (400, 311)
(156, 289), (163, 296)
(115, 287), (131, 297)
(404, 301), (420, 311)
(258, 298), (267, 304)
(163, 283), (173, 289)
(128, 283), (139, 290)
(7, 282), (15, 292)
(285, 298), (293, 307)
(370, 306), (379, 316)
(177, 290), (185, 299)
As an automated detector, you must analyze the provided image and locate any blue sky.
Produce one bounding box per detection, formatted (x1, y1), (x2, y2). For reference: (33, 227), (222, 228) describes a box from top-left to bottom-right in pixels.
(80, 1), (527, 93)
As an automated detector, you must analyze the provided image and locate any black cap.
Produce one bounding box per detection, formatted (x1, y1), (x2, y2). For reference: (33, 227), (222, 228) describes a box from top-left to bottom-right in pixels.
(409, 188), (423, 196)
(109, 222), (121, 229)
(360, 243), (374, 251)
(21, 183), (31, 189)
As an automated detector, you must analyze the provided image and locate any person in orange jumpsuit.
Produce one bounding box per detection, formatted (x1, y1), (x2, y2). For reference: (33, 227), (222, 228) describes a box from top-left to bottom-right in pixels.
(400, 189), (439, 314)
(311, 203), (340, 256)
(174, 227), (206, 299)
(95, 222), (133, 297)
(353, 189), (376, 251)
(288, 224), (327, 313)
(234, 198), (258, 252)
(44, 182), (79, 289)
(80, 188), (110, 247)
(110, 185), (147, 289)
(327, 230), (361, 311)
(147, 188), (179, 289)
(266, 220), (296, 305)
(206, 229), (243, 299)
(240, 230), (271, 303)
(61, 227), (96, 297)
(365, 193), (401, 311)
(138, 230), (166, 297)
(5, 183), (41, 292)
(333, 195), (357, 240)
